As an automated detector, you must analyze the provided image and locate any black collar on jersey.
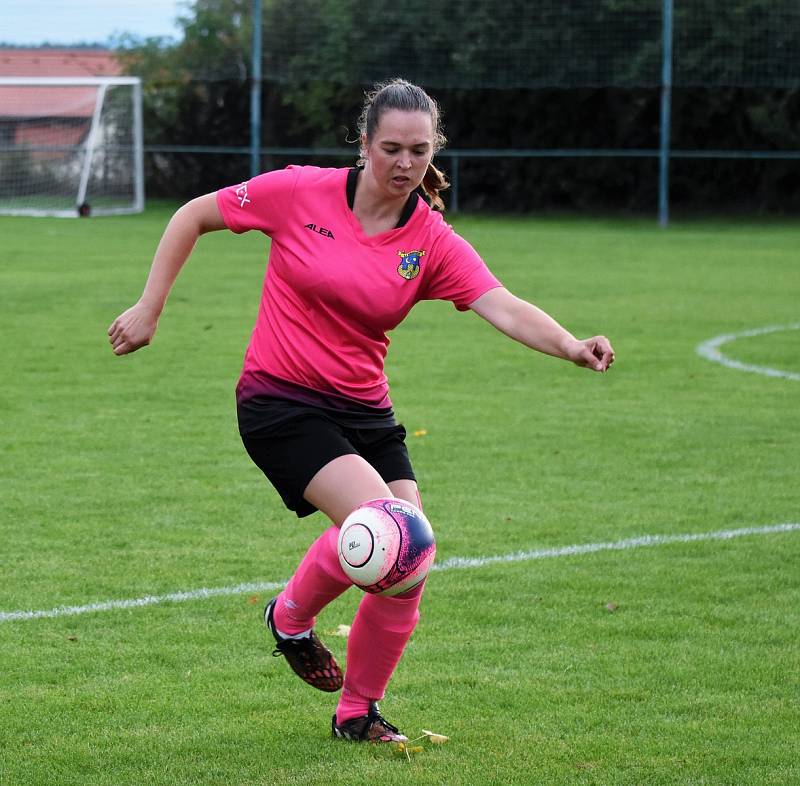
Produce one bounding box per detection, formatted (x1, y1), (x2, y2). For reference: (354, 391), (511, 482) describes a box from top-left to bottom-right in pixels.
(347, 166), (420, 229)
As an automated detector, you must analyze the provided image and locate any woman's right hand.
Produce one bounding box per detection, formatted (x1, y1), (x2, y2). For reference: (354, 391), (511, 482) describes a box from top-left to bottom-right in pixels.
(106, 194), (226, 357)
(107, 301), (160, 355)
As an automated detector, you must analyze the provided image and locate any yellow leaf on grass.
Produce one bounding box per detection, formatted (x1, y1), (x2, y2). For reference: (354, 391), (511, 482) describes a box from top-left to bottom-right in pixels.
(393, 742), (411, 762)
(421, 729), (450, 744)
(412, 429), (428, 437)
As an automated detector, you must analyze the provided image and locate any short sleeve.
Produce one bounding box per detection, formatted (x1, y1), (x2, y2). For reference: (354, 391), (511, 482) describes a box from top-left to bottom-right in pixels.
(216, 166), (301, 235)
(423, 231), (503, 311)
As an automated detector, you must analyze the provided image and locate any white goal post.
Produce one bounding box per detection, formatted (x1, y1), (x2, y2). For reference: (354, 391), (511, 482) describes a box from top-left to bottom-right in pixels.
(0, 76), (144, 217)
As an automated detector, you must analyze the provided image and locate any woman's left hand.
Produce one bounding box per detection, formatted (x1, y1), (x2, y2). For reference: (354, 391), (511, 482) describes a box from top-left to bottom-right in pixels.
(567, 336), (615, 372)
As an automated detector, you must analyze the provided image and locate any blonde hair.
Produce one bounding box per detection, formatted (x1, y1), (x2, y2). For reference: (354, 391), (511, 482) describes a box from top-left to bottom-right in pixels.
(357, 78), (450, 211)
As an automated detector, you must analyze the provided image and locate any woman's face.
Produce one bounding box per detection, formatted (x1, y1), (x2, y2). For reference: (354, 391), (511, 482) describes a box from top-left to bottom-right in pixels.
(362, 109), (435, 199)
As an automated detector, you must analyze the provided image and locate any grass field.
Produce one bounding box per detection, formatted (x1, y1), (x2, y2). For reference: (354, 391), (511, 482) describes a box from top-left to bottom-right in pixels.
(1, 205), (799, 785)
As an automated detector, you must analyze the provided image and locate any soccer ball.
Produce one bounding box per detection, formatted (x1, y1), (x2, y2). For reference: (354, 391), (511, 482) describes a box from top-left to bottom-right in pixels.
(337, 498), (436, 596)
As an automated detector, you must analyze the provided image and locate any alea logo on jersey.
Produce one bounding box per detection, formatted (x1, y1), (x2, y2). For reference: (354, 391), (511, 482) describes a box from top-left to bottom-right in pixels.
(396, 249), (425, 280)
(304, 223), (335, 239)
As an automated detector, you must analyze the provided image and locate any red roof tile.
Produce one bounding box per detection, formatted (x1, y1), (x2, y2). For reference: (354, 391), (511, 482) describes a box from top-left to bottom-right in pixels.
(0, 48), (121, 77)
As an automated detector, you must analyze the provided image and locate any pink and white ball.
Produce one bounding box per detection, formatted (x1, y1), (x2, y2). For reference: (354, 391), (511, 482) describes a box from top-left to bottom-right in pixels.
(337, 498), (436, 596)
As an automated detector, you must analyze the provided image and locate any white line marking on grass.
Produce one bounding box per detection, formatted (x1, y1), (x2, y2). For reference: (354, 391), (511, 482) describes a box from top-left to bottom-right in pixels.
(431, 522), (800, 570)
(2, 522), (798, 623)
(696, 323), (800, 381)
(0, 581), (286, 623)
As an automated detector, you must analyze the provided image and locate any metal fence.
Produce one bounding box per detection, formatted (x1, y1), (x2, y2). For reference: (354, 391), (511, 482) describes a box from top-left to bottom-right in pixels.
(142, 0), (800, 224)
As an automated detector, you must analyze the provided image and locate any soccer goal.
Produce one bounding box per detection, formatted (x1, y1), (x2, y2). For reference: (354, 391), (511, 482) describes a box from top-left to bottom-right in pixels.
(0, 76), (144, 217)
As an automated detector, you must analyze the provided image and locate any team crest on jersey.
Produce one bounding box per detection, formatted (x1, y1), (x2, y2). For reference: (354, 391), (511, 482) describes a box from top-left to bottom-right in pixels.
(396, 249), (425, 280)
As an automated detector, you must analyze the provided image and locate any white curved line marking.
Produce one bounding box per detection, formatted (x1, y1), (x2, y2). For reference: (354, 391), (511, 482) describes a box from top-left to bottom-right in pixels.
(696, 323), (800, 381)
(2, 522), (798, 623)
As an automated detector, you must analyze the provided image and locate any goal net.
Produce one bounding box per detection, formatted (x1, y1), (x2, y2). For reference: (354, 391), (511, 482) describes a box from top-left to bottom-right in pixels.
(0, 77), (144, 217)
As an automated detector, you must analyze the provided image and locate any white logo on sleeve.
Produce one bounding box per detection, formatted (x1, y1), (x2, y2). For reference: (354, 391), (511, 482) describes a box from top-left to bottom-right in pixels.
(235, 181), (251, 208)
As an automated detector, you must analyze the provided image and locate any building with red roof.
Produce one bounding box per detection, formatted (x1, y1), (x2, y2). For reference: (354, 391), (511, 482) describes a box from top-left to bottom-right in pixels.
(0, 48), (123, 151)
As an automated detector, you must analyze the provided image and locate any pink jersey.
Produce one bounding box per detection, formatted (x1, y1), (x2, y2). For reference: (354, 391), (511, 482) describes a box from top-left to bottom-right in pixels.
(216, 166), (501, 409)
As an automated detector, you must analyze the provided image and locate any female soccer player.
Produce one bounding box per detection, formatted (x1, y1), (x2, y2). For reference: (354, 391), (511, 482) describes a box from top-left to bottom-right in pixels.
(108, 78), (614, 743)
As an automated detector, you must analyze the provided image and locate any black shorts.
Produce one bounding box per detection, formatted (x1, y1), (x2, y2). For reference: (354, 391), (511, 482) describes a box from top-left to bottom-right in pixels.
(240, 413), (416, 518)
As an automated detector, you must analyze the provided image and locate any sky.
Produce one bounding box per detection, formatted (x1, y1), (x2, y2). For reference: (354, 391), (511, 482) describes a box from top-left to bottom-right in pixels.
(1, 0), (186, 46)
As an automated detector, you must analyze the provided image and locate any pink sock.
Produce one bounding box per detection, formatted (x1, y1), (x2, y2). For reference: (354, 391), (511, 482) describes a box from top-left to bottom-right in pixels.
(273, 526), (352, 635)
(335, 581), (426, 723)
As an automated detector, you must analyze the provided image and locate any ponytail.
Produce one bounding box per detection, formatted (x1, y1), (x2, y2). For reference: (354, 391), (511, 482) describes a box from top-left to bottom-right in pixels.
(421, 162), (450, 212)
